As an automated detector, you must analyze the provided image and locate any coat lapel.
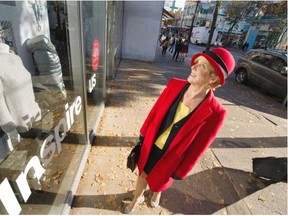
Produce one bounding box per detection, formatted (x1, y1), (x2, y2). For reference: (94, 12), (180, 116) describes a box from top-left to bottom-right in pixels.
(154, 80), (189, 133)
(166, 90), (214, 153)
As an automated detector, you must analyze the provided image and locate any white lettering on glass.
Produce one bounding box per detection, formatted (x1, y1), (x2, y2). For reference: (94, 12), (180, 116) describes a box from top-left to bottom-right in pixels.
(15, 156), (45, 202)
(54, 118), (67, 154)
(40, 134), (56, 166)
(88, 73), (96, 93)
(65, 103), (72, 130)
(0, 178), (22, 215)
(0, 96), (82, 215)
(75, 96), (82, 115)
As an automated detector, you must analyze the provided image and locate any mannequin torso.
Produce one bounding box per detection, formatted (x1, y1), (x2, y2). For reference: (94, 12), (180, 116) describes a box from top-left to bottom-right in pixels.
(0, 43), (9, 53)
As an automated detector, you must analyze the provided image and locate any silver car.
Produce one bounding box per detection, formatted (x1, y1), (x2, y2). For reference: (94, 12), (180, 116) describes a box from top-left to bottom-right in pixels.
(234, 49), (287, 100)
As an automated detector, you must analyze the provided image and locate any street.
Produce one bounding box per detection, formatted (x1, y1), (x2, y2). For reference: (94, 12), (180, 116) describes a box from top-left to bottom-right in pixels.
(187, 43), (243, 62)
(159, 43), (286, 115)
(159, 41), (243, 62)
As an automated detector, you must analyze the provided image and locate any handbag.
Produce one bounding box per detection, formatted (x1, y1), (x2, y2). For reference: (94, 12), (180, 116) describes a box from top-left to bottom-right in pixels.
(127, 135), (144, 172)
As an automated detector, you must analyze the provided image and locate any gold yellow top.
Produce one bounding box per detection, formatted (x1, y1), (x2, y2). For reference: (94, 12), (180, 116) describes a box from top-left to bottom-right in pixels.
(155, 101), (192, 150)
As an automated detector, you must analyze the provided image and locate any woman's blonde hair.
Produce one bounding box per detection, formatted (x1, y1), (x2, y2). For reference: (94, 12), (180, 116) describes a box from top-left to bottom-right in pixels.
(209, 72), (221, 90)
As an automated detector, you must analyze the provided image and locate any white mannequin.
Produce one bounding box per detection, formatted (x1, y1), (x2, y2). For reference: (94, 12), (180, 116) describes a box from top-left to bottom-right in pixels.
(0, 43), (9, 53)
(0, 43), (13, 162)
(0, 48), (41, 134)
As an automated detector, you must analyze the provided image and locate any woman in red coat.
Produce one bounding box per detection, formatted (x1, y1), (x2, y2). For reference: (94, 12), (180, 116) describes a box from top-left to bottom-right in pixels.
(125, 48), (235, 213)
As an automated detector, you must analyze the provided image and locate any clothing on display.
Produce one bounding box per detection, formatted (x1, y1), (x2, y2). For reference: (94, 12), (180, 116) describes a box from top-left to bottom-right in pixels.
(26, 35), (66, 96)
(0, 44), (41, 134)
(0, 43), (42, 162)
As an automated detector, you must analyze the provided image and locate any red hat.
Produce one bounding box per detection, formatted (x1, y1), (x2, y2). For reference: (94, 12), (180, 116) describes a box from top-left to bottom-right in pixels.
(190, 48), (235, 85)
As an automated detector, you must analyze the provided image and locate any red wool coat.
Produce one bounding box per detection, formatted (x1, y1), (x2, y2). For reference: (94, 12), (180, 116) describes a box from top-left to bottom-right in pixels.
(138, 78), (227, 192)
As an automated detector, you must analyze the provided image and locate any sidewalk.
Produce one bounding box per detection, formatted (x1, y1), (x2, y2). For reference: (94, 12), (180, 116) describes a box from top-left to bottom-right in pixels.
(70, 47), (287, 215)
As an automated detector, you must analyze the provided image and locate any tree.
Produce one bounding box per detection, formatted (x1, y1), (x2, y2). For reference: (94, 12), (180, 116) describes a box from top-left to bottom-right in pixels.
(223, 1), (265, 35)
(261, 1), (287, 19)
(223, 1), (287, 49)
(261, 1), (287, 48)
(205, 1), (221, 52)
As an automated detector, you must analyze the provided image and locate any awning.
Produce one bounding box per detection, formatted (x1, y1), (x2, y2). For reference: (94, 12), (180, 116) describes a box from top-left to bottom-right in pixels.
(162, 8), (174, 20)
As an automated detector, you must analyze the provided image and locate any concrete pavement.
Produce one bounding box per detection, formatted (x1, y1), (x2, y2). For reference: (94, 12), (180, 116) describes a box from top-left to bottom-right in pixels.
(70, 46), (287, 215)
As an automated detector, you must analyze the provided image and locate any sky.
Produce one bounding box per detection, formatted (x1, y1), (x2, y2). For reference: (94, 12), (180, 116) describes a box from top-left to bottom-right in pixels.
(175, 0), (186, 9)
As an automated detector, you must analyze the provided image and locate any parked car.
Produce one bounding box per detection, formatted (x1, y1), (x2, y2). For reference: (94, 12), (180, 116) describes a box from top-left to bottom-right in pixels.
(234, 49), (287, 100)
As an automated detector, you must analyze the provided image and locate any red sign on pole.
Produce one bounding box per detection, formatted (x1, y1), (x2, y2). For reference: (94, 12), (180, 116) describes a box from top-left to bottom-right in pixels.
(91, 39), (100, 71)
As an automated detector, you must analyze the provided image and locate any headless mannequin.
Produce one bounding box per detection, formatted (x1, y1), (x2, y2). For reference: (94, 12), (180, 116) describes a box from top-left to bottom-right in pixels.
(0, 43), (41, 138)
(0, 44), (13, 161)
(0, 43), (10, 136)
(0, 43), (9, 53)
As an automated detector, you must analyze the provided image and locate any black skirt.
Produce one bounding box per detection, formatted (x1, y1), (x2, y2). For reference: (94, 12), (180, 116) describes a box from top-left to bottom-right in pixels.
(143, 144), (165, 174)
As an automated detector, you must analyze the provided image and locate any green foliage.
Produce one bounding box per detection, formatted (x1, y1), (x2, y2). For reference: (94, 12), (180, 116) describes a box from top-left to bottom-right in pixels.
(223, 0), (287, 47)
(261, 1), (287, 48)
(163, 19), (174, 26)
(223, 1), (266, 33)
(261, 1), (287, 19)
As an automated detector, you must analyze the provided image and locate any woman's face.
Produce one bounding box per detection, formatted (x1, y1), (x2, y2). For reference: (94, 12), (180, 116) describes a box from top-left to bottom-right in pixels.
(187, 56), (216, 87)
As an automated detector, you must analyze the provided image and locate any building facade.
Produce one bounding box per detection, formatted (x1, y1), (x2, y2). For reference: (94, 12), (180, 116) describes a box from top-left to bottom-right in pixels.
(0, 1), (163, 215)
(182, 1), (287, 50)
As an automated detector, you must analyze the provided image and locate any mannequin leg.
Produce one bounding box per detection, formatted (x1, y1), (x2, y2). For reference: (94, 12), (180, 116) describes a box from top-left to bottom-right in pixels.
(125, 172), (148, 213)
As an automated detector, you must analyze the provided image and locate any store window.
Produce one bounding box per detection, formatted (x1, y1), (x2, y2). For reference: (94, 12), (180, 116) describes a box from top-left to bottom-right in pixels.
(81, 1), (107, 135)
(0, 1), (88, 215)
(270, 57), (286, 73)
(106, 1), (123, 79)
(252, 53), (273, 67)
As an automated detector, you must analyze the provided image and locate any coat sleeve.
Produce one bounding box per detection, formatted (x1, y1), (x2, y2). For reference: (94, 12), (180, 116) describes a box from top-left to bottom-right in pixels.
(140, 79), (173, 136)
(174, 109), (227, 179)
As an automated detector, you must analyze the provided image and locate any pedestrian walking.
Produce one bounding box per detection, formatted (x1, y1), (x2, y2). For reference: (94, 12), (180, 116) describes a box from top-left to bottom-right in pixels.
(179, 39), (189, 62)
(124, 48), (235, 214)
(160, 34), (166, 45)
(160, 37), (169, 56)
(172, 37), (182, 62)
(158, 33), (162, 43)
(168, 36), (175, 53)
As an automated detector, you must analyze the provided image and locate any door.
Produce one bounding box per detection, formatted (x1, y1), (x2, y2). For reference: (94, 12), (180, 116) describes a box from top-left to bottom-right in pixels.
(249, 52), (272, 87)
(268, 56), (287, 99)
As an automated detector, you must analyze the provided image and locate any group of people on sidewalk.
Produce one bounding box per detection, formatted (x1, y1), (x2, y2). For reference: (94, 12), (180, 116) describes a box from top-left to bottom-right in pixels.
(160, 34), (189, 62)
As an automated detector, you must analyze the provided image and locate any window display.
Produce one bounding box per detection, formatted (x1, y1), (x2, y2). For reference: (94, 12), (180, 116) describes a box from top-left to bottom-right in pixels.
(26, 35), (66, 96)
(0, 1), (88, 215)
(0, 43), (41, 135)
(0, 0), (113, 214)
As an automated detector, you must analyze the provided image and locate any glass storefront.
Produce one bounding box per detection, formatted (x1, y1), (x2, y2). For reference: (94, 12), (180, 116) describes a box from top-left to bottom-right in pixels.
(106, 1), (123, 79)
(81, 1), (107, 137)
(0, 1), (90, 214)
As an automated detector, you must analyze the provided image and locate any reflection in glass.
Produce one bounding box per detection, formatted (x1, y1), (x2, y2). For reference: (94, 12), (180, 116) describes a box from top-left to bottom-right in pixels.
(82, 1), (106, 133)
(0, 1), (88, 214)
